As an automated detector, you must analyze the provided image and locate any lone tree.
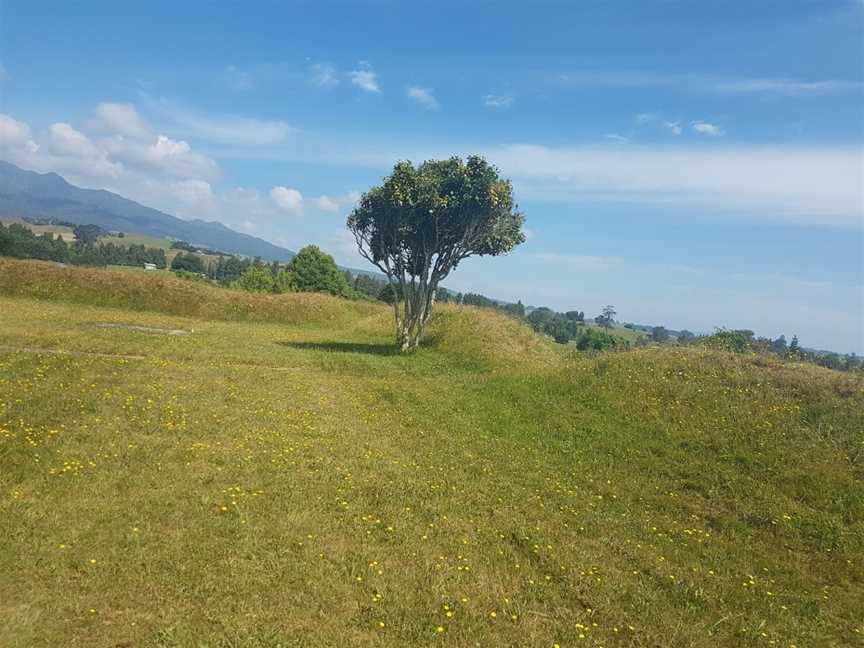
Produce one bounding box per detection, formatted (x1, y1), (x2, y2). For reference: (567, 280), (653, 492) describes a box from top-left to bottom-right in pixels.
(596, 305), (616, 330)
(347, 156), (525, 351)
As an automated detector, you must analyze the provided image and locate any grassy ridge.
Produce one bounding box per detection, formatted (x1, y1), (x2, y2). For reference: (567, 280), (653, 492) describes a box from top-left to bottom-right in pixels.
(0, 260), (862, 647)
(0, 258), (384, 327)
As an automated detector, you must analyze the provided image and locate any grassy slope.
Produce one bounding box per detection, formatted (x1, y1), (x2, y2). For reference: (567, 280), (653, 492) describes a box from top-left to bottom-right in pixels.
(0, 259), (862, 648)
(100, 232), (173, 250)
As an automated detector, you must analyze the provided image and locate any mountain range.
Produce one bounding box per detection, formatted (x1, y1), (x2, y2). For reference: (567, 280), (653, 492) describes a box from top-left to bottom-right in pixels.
(0, 161), (295, 261)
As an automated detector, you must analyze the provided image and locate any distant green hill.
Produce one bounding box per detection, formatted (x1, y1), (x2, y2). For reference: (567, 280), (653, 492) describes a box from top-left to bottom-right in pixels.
(0, 161), (296, 261)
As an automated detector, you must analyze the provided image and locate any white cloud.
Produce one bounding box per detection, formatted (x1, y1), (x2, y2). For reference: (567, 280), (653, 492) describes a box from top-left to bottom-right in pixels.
(327, 229), (366, 267)
(407, 86), (439, 110)
(170, 179), (214, 208)
(482, 144), (864, 225)
(715, 78), (862, 95)
(603, 133), (629, 143)
(691, 120), (725, 137)
(104, 133), (218, 179)
(310, 63), (339, 88)
(45, 122), (123, 177)
(225, 65), (254, 91)
(350, 64), (380, 93)
(48, 123), (101, 158)
(484, 94), (513, 108)
(562, 70), (862, 95)
(313, 195), (339, 212)
(0, 113), (33, 147)
(635, 114), (681, 136)
(93, 102), (151, 139)
(143, 95), (293, 146)
(270, 186), (304, 212)
(663, 121), (682, 136)
(312, 191), (360, 213)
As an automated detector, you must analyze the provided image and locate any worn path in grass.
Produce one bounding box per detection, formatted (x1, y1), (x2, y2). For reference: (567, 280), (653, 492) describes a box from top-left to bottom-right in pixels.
(1, 294), (862, 648)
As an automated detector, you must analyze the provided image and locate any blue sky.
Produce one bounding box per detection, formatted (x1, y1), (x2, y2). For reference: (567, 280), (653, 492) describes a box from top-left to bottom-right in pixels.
(0, 0), (862, 352)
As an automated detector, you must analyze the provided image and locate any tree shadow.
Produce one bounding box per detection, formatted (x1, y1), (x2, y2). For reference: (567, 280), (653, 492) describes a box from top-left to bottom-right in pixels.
(276, 341), (398, 356)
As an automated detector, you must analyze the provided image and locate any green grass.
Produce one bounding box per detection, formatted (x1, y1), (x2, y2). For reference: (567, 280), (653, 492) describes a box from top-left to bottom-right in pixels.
(1, 259), (862, 647)
(100, 232), (174, 250)
(0, 217), (76, 241)
(583, 322), (648, 343)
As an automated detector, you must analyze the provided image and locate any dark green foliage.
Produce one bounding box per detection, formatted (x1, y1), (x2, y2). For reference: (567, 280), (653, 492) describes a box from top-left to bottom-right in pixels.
(231, 265), (275, 292)
(378, 283), (401, 304)
(572, 326), (626, 351)
(210, 255), (253, 286)
(170, 252), (206, 273)
(170, 240), (231, 256)
(527, 307), (583, 344)
(72, 223), (104, 244)
(651, 326), (670, 342)
(0, 222), (69, 262)
(0, 222), (167, 268)
(353, 273), (387, 299)
(70, 242), (167, 268)
(287, 245), (349, 296)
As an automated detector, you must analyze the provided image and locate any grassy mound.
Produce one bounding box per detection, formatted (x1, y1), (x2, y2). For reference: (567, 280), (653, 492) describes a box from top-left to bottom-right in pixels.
(0, 258), (383, 326)
(0, 269), (862, 647)
(425, 304), (557, 368)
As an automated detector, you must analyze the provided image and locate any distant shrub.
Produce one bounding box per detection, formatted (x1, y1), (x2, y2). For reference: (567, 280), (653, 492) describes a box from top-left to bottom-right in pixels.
(171, 252), (206, 273)
(287, 245), (349, 296)
(172, 269), (209, 283)
(698, 328), (756, 353)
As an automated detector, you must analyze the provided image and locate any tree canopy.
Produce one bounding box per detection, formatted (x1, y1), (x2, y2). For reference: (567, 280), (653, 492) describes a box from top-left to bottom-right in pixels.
(287, 245), (349, 296)
(347, 155), (525, 351)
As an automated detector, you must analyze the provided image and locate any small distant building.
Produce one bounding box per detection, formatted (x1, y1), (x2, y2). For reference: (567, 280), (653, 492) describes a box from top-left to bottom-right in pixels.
(143, 262), (157, 271)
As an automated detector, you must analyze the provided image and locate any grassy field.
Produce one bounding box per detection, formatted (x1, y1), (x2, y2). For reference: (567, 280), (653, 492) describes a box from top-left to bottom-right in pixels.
(1, 259), (862, 647)
(100, 232), (174, 250)
(0, 217), (76, 241)
(582, 322), (648, 344)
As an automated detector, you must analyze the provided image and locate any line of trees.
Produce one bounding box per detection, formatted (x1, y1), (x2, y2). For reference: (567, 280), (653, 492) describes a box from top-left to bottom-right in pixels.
(0, 222), (167, 268)
(227, 245), (350, 297)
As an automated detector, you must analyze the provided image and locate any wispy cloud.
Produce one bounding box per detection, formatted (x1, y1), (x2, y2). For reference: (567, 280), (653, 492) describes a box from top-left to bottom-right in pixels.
(310, 62), (339, 88)
(690, 120), (725, 137)
(560, 70), (862, 95)
(663, 121), (682, 136)
(603, 133), (629, 143)
(483, 144), (863, 225)
(715, 78), (863, 95)
(484, 94), (514, 108)
(143, 95), (293, 146)
(635, 113), (682, 136)
(350, 63), (380, 93)
(407, 86), (439, 110)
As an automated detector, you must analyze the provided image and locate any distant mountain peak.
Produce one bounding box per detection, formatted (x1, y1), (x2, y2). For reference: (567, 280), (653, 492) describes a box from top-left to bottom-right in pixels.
(0, 161), (295, 261)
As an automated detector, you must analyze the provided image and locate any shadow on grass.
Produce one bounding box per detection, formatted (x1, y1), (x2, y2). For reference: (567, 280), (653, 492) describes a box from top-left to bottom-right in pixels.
(276, 340), (398, 356)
